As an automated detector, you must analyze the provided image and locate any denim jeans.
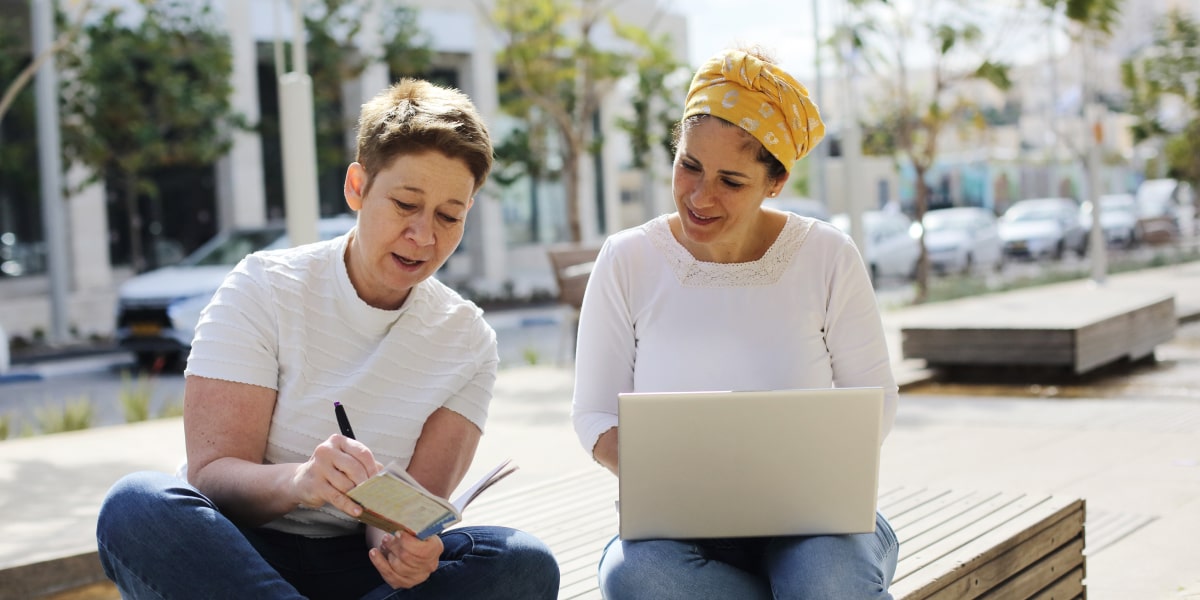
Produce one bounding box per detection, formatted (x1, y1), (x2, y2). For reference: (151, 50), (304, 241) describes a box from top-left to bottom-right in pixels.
(96, 471), (559, 599)
(597, 512), (899, 599)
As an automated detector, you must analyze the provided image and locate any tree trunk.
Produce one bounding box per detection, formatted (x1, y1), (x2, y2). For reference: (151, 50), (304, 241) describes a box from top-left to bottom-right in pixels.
(123, 170), (146, 273)
(913, 163), (930, 303)
(563, 146), (582, 243)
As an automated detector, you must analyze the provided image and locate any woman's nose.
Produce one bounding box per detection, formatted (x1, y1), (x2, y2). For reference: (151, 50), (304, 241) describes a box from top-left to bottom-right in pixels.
(405, 214), (435, 245)
(691, 178), (718, 208)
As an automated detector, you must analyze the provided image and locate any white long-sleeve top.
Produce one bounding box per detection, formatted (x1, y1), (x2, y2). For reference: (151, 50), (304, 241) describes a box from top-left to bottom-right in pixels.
(186, 231), (498, 537)
(571, 213), (898, 456)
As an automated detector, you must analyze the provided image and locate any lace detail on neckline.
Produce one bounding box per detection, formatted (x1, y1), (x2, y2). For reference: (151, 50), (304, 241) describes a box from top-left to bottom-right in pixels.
(645, 213), (813, 287)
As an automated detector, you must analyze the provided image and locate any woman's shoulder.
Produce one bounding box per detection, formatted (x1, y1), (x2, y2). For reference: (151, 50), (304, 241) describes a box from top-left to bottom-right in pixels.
(415, 278), (493, 334)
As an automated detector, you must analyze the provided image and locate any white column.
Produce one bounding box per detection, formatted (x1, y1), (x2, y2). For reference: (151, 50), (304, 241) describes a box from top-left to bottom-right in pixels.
(347, 1), (389, 159)
(67, 164), (111, 291)
(218, 0), (267, 229)
(467, 11), (507, 292)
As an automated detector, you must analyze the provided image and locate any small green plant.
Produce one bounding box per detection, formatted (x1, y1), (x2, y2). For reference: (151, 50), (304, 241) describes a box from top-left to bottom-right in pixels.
(0, 413), (9, 440)
(35, 397), (94, 433)
(119, 369), (155, 422)
(157, 398), (185, 418)
(522, 347), (541, 366)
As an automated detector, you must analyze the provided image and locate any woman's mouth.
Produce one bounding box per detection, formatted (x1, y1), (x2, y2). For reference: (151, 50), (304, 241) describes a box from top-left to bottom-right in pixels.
(687, 208), (719, 224)
(394, 254), (425, 268)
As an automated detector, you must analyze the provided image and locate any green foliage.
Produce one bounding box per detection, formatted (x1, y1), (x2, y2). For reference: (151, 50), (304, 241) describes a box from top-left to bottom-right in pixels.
(0, 413), (9, 440)
(522, 347), (541, 366)
(491, 0), (647, 241)
(119, 369), (154, 422)
(846, 0), (1017, 303)
(611, 21), (690, 170)
(36, 397), (94, 434)
(157, 400), (184, 419)
(59, 0), (242, 273)
(299, 0), (432, 202)
(0, 17), (39, 222)
(1122, 9), (1200, 184)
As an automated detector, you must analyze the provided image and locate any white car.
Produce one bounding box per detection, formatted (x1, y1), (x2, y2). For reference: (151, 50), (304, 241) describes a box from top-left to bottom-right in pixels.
(1082, 194), (1141, 248)
(832, 210), (921, 283)
(999, 198), (1088, 260)
(115, 214), (357, 368)
(921, 207), (1004, 274)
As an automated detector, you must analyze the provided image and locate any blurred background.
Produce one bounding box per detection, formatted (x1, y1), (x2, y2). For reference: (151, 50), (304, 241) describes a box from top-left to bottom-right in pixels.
(0, 0), (1197, 356)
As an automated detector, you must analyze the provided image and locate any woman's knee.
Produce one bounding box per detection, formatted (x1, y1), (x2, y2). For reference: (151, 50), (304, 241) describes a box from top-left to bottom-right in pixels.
(451, 526), (560, 596)
(766, 524), (898, 600)
(598, 539), (695, 599)
(97, 471), (210, 542)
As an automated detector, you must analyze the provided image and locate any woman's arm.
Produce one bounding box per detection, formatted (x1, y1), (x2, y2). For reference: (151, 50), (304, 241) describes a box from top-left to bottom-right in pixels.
(591, 427), (619, 476)
(405, 407), (482, 498)
(367, 405), (482, 589)
(571, 238), (637, 468)
(184, 375), (378, 526)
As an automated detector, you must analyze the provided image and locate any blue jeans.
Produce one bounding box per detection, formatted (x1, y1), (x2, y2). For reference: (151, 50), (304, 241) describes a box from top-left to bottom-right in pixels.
(96, 471), (559, 599)
(598, 512), (899, 599)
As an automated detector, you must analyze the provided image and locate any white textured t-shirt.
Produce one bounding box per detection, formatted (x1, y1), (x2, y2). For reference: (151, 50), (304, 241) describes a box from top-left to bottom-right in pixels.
(186, 231), (498, 537)
(571, 213), (898, 455)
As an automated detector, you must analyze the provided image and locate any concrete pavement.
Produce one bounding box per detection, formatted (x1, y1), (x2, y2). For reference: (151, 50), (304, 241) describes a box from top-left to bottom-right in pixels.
(3, 259), (1200, 599)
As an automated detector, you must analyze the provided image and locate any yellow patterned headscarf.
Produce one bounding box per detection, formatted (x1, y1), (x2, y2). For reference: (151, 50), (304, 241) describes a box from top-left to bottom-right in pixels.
(683, 49), (825, 173)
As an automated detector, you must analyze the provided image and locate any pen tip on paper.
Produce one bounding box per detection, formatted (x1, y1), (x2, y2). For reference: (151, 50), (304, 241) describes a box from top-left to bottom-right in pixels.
(334, 401), (342, 407)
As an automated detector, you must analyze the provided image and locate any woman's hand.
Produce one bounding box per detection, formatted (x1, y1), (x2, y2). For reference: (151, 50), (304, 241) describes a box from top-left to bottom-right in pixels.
(292, 434), (381, 517)
(369, 530), (443, 589)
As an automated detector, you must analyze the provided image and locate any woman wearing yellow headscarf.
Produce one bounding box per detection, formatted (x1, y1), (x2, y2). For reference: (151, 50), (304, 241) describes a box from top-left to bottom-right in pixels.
(571, 47), (900, 598)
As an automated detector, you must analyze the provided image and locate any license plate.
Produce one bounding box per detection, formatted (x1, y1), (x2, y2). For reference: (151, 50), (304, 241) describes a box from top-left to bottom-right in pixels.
(130, 323), (162, 336)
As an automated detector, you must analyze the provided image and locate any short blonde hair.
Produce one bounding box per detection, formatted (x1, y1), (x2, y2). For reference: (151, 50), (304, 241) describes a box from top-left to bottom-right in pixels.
(355, 79), (493, 194)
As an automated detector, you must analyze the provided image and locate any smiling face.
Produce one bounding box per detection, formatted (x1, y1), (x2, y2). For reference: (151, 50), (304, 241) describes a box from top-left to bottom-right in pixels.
(343, 151), (475, 309)
(671, 117), (789, 263)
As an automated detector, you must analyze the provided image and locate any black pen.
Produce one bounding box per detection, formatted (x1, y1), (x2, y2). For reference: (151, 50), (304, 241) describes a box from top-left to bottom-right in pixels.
(334, 401), (356, 439)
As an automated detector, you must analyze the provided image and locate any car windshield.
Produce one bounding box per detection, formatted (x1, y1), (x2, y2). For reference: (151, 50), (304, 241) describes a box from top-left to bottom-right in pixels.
(1100, 197), (1136, 214)
(1006, 206), (1065, 223)
(924, 212), (975, 232)
(182, 227), (285, 267)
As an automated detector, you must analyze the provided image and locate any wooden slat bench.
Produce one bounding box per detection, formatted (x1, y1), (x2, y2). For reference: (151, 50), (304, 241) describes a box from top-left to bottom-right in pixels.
(899, 283), (1175, 375)
(461, 469), (1086, 600)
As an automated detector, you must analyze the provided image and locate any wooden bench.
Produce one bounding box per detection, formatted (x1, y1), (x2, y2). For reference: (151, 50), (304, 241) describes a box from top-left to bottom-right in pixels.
(545, 244), (603, 363)
(900, 282), (1176, 375)
(461, 469), (1087, 600)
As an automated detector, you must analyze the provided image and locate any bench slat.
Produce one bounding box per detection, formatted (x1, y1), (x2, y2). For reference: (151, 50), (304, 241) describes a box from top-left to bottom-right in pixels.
(460, 469), (1085, 600)
(894, 499), (1085, 599)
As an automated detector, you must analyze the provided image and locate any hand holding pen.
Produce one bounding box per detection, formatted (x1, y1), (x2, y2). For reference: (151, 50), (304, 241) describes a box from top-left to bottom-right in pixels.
(333, 402), (441, 587)
(335, 401), (356, 439)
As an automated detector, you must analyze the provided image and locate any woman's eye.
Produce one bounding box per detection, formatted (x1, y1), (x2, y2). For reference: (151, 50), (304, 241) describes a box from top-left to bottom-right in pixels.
(438, 213), (462, 224)
(680, 161), (700, 172)
(393, 200), (417, 211)
(722, 179), (744, 189)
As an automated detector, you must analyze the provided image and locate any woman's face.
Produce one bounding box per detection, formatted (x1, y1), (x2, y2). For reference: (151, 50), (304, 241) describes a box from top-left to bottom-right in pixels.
(343, 151), (475, 309)
(672, 118), (786, 260)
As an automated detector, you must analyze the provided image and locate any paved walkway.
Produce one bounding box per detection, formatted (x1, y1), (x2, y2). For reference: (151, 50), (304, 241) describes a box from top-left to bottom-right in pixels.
(3, 260), (1200, 599)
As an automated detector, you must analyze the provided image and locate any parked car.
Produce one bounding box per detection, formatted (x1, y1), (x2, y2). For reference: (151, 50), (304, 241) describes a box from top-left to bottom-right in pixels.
(115, 214), (358, 367)
(763, 196), (831, 221)
(831, 210), (921, 283)
(1136, 178), (1195, 243)
(921, 206), (1004, 274)
(998, 198), (1088, 260)
(1081, 193), (1141, 248)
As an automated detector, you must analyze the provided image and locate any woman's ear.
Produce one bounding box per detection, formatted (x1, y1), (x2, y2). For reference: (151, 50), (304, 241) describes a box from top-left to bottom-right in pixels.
(344, 162), (367, 211)
(769, 171), (791, 199)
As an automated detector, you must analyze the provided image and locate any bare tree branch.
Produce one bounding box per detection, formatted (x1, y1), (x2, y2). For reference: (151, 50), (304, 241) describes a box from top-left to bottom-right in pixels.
(0, 0), (93, 124)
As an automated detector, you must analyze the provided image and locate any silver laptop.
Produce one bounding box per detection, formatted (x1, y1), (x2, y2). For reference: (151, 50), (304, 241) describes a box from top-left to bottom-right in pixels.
(617, 387), (884, 540)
